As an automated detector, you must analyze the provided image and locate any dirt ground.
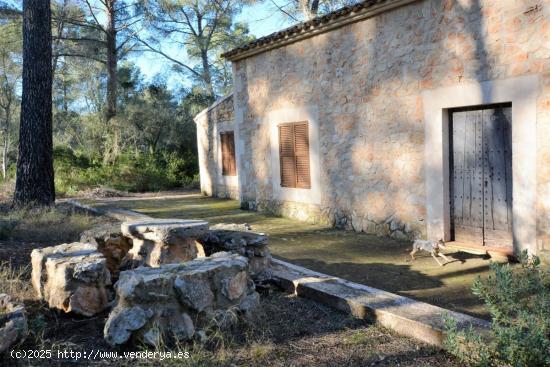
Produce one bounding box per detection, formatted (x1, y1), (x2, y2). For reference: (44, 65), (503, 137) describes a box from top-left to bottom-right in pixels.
(84, 191), (493, 319)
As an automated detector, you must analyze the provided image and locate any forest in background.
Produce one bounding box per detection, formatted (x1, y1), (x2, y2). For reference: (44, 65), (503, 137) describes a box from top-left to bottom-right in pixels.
(0, 0), (354, 198)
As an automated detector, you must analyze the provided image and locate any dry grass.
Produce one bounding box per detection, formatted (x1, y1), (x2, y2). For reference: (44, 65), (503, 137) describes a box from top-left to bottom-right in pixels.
(0, 261), (34, 303)
(0, 203), (101, 243)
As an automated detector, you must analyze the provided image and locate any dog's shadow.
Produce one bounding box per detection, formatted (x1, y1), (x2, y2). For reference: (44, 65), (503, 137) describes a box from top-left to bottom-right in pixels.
(445, 251), (491, 264)
(405, 249), (490, 266)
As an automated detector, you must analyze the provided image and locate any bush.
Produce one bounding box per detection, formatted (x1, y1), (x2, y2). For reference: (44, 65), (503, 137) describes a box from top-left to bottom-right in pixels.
(53, 146), (198, 196)
(445, 251), (550, 366)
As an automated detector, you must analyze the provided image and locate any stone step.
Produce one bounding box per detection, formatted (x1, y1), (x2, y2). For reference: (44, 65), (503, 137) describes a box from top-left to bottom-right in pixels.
(269, 258), (490, 347)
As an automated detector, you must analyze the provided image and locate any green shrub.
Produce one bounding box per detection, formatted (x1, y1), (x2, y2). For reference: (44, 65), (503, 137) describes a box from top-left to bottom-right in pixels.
(53, 146), (198, 196)
(445, 251), (550, 366)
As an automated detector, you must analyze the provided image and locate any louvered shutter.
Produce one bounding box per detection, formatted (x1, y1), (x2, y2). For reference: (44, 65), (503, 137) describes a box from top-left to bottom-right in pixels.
(278, 124), (296, 187)
(227, 132), (236, 176)
(293, 122), (311, 188)
(278, 122), (310, 188)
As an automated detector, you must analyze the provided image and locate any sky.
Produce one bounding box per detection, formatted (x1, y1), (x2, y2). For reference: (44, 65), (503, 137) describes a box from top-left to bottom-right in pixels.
(132, 2), (295, 89)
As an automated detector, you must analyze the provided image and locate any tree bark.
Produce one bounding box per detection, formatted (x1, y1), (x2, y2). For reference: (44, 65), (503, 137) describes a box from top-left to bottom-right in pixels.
(2, 109), (10, 180)
(13, 0), (55, 207)
(104, 0), (119, 161)
(105, 1), (117, 122)
(200, 49), (215, 99)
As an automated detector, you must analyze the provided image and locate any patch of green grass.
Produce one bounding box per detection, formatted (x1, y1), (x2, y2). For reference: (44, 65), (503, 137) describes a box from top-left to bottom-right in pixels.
(88, 193), (494, 319)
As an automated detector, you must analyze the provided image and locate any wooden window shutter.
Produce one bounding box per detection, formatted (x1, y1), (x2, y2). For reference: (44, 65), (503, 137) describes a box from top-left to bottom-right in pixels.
(221, 131), (236, 176)
(293, 122), (311, 188)
(278, 122), (310, 189)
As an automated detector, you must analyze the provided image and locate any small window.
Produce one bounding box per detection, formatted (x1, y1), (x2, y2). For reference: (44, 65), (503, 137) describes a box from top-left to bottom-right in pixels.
(220, 131), (236, 176)
(278, 122), (311, 189)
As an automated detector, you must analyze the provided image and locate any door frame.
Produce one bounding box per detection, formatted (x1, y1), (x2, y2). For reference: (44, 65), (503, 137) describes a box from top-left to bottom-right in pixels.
(448, 103), (513, 248)
(421, 75), (539, 255)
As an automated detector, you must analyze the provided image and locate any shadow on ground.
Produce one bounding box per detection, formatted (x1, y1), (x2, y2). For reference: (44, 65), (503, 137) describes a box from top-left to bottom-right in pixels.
(87, 192), (492, 319)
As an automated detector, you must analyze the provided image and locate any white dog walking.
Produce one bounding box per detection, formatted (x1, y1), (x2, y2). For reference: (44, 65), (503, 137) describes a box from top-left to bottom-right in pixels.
(410, 239), (450, 266)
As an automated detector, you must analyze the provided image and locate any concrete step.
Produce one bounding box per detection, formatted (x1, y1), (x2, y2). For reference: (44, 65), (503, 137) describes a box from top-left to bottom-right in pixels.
(269, 258), (490, 347)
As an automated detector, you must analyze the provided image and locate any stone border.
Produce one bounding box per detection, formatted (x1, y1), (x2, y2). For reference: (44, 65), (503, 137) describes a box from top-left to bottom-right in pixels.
(267, 106), (322, 205)
(269, 258), (490, 347)
(65, 200), (150, 222)
(422, 75), (539, 255)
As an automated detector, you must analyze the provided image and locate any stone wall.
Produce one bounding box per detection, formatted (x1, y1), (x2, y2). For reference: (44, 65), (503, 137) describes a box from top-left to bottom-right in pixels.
(231, 0), (550, 246)
(195, 93), (239, 199)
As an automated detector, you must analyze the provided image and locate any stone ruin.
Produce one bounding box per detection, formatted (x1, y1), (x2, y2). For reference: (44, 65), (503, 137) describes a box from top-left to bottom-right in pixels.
(198, 223), (270, 277)
(29, 219), (271, 346)
(104, 252), (258, 346)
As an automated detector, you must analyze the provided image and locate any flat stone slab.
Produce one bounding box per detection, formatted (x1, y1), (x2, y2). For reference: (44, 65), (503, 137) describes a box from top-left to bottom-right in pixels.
(269, 258), (490, 347)
(121, 219), (209, 243)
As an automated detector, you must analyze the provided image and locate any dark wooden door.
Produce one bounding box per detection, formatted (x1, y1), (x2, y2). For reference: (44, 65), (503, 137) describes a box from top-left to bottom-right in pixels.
(450, 106), (513, 248)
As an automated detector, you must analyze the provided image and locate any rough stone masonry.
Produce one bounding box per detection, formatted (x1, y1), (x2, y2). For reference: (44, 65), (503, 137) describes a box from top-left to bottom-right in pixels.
(196, 0), (550, 256)
(104, 252), (259, 346)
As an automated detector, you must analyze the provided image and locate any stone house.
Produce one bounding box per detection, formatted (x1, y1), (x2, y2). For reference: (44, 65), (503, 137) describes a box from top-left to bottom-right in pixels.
(194, 0), (550, 257)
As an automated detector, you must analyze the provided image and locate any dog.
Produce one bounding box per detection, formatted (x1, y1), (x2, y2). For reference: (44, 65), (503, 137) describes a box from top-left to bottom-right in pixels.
(410, 239), (450, 266)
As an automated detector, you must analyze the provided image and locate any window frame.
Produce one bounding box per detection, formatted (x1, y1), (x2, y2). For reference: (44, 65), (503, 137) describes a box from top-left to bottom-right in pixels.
(220, 131), (237, 176)
(277, 121), (311, 189)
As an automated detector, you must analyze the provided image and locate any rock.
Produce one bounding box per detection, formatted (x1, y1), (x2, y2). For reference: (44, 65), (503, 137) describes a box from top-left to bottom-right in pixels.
(80, 224), (132, 276)
(104, 252), (258, 346)
(174, 278), (214, 312)
(197, 226), (271, 277)
(0, 294), (28, 353)
(103, 306), (152, 346)
(122, 219), (209, 267)
(31, 243), (112, 316)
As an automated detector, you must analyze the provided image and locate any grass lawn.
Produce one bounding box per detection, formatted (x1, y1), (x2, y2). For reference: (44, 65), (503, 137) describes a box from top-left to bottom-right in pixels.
(87, 191), (493, 319)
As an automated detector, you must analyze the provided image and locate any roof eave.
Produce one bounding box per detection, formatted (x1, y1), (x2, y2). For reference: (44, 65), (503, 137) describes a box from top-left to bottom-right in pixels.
(222, 0), (421, 62)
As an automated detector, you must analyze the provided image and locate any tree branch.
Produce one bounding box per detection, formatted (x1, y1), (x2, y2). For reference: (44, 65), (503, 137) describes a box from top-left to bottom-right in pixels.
(135, 37), (201, 78)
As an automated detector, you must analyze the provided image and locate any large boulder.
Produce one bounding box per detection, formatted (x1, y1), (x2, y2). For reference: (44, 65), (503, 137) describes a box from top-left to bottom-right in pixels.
(104, 252), (259, 347)
(80, 224), (132, 276)
(0, 294), (28, 353)
(31, 243), (113, 316)
(121, 219), (208, 267)
(198, 223), (271, 277)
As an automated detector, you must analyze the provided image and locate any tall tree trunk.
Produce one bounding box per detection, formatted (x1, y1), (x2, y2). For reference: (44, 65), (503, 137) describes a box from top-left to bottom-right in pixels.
(105, 0), (119, 161)
(13, 0), (55, 207)
(105, 2), (117, 122)
(2, 109), (10, 180)
(200, 49), (215, 99)
(2, 131), (8, 180)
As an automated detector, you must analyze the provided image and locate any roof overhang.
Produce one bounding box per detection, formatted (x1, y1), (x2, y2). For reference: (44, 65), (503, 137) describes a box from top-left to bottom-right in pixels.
(222, 0), (421, 62)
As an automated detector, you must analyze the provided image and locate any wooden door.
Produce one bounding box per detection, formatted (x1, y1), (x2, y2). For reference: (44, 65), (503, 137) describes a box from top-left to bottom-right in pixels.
(450, 105), (513, 248)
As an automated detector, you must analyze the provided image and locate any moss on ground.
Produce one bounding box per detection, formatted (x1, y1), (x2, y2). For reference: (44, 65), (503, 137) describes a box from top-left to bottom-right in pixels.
(90, 193), (492, 319)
